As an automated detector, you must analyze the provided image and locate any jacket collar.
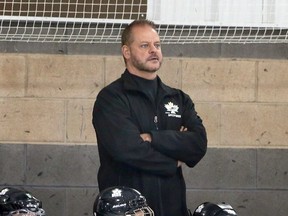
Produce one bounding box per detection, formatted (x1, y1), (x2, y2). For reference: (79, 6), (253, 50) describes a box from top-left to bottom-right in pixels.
(121, 69), (176, 96)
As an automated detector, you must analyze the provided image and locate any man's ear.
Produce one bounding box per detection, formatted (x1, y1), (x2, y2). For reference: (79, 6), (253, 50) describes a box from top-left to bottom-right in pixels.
(122, 45), (130, 59)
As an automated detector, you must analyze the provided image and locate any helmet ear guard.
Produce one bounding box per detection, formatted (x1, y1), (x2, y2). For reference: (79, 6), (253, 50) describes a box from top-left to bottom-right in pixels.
(193, 202), (237, 216)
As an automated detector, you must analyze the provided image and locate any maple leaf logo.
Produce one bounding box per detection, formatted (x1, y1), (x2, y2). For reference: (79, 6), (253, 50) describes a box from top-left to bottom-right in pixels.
(164, 102), (179, 114)
(111, 188), (122, 197)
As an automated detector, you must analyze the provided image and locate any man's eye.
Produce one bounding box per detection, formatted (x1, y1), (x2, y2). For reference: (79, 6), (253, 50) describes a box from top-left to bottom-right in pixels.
(141, 44), (148, 48)
(155, 44), (161, 49)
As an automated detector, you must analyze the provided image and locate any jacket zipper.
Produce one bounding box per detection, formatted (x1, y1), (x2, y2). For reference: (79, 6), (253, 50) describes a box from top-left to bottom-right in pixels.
(154, 94), (164, 131)
(154, 93), (166, 215)
(154, 105), (164, 215)
(154, 115), (159, 130)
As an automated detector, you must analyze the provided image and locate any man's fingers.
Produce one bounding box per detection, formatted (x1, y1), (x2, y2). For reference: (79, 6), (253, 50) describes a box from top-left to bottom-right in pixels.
(140, 133), (152, 142)
(177, 161), (183, 167)
(180, 126), (188, 131)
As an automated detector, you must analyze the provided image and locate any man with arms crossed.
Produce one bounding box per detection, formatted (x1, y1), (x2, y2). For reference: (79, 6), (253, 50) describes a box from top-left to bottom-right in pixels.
(93, 19), (207, 216)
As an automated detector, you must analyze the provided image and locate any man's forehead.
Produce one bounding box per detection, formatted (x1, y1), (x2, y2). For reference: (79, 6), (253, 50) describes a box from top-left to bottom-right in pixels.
(131, 25), (160, 42)
(132, 25), (157, 34)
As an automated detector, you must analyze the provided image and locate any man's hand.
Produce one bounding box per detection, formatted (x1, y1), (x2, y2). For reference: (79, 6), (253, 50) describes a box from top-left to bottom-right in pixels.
(177, 161), (183, 167)
(177, 126), (187, 167)
(140, 126), (187, 167)
(140, 133), (152, 142)
(180, 126), (187, 132)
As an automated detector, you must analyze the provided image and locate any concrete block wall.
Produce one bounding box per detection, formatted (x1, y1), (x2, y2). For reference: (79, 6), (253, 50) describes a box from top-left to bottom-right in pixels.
(0, 53), (288, 216)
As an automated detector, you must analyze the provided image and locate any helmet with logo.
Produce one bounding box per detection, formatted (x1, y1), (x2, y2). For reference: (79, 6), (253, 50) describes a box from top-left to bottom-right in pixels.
(0, 187), (45, 216)
(93, 186), (154, 216)
(192, 202), (237, 216)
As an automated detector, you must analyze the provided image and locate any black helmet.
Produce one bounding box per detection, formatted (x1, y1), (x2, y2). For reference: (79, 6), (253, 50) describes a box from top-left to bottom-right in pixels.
(193, 202), (237, 216)
(93, 186), (154, 216)
(0, 187), (45, 216)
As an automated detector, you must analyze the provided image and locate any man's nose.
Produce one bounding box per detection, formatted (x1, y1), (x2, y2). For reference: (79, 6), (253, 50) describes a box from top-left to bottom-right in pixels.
(149, 44), (157, 53)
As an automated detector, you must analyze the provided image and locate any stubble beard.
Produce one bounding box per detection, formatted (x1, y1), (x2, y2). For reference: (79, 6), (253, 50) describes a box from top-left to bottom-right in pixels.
(131, 57), (162, 73)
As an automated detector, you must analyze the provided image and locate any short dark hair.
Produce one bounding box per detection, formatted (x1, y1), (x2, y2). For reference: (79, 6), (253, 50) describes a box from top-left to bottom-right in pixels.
(121, 19), (157, 46)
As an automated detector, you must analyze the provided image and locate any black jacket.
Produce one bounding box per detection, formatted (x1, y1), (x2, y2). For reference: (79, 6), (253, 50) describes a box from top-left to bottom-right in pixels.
(92, 70), (207, 216)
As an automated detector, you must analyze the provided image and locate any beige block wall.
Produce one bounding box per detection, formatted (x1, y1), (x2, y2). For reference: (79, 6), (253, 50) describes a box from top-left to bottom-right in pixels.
(182, 59), (256, 102)
(0, 53), (287, 148)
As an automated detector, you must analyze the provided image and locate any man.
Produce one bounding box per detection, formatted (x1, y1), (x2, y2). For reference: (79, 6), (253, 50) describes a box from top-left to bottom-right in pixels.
(92, 19), (207, 216)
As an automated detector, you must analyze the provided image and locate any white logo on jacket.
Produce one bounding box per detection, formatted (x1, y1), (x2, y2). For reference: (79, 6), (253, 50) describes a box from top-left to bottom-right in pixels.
(164, 102), (181, 118)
